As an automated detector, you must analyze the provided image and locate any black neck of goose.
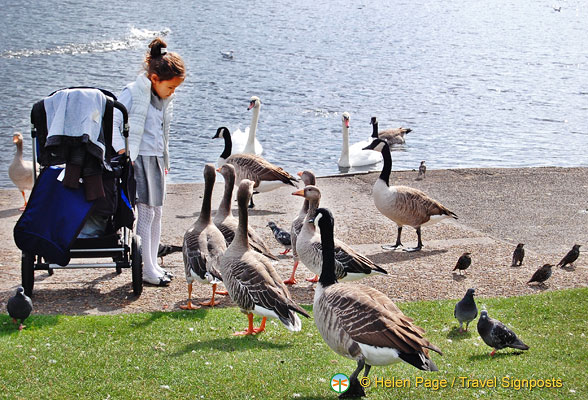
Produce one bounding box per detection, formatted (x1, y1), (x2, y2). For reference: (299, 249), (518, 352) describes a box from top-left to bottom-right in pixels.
(319, 223), (337, 287)
(379, 144), (392, 186)
(200, 175), (214, 222)
(371, 121), (379, 138)
(219, 173), (235, 213)
(236, 192), (250, 247)
(220, 132), (232, 160)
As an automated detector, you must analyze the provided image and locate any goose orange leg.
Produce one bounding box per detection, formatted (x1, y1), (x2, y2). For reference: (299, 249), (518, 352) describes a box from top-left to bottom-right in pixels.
(200, 283), (228, 307)
(283, 261), (298, 285)
(306, 274), (319, 283)
(180, 283), (201, 310)
(234, 313), (267, 336)
(19, 191), (27, 211)
(280, 248), (291, 255)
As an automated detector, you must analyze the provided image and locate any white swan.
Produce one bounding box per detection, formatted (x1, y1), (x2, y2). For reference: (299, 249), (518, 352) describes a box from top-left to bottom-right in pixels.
(338, 112), (381, 168)
(231, 96), (263, 155)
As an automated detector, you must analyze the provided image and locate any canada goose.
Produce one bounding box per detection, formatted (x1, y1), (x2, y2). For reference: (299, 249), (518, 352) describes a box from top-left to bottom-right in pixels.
(214, 163), (278, 261)
(9, 132), (35, 211)
(292, 185), (387, 282)
(313, 208), (442, 398)
(338, 112), (381, 168)
(181, 164), (228, 309)
(230, 96), (263, 155)
(363, 139), (458, 252)
(285, 170), (316, 285)
(370, 116), (412, 146)
(213, 126), (298, 208)
(218, 179), (310, 335)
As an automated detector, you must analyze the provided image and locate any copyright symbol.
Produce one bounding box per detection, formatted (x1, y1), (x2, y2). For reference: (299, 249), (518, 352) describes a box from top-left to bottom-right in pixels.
(360, 377), (370, 387)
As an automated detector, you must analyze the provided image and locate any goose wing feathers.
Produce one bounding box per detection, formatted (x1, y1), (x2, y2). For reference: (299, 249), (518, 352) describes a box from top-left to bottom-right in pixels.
(183, 226), (224, 281)
(333, 239), (387, 276)
(395, 186), (458, 221)
(224, 253), (310, 319)
(320, 284), (441, 355)
(227, 154), (297, 186)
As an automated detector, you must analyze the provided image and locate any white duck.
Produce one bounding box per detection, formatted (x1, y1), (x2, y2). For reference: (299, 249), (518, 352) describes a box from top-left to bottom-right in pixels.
(9, 132), (35, 211)
(218, 179), (310, 335)
(293, 185), (387, 282)
(213, 126), (298, 208)
(230, 96), (263, 155)
(284, 170), (316, 285)
(313, 207), (442, 398)
(338, 112), (381, 168)
(363, 139), (458, 252)
(181, 164), (228, 309)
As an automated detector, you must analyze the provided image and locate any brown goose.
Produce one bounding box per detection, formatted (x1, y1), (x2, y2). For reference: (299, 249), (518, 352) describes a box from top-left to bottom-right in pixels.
(284, 170), (316, 285)
(370, 117), (412, 146)
(363, 139), (458, 252)
(218, 179), (310, 335)
(213, 126), (298, 208)
(313, 208), (442, 398)
(181, 164), (228, 309)
(214, 163), (278, 261)
(9, 132), (34, 211)
(293, 185), (387, 282)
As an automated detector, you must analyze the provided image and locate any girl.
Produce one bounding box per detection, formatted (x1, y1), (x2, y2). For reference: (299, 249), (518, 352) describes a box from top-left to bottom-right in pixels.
(113, 37), (185, 286)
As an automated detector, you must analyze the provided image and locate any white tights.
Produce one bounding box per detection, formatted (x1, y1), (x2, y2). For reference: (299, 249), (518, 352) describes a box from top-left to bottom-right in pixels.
(136, 203), (165, 279)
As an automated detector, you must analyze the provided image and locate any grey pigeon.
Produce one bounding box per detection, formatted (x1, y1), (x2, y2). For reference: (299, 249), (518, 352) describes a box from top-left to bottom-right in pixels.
(454, 288), (478, 333)
(528, 263), (553, 285)
(512, 243), (524, 266)
(453, 252), (472, 275)
(477, 310), (529, 356)
(557, 244), (581, 269)
(7, 287), (33, 331)
(416, 161), (426, 181)
(267, 221), (292, 255)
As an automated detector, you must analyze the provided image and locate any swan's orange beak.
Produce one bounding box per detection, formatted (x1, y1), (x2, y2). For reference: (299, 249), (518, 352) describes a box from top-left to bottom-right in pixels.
(292, 189), (305, 197)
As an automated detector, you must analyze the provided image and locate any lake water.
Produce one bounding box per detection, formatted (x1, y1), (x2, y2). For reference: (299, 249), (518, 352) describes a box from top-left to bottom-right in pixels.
(1, 0), (586, 188)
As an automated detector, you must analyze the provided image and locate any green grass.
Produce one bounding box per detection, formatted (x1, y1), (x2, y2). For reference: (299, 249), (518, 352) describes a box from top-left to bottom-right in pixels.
(1, 288), (587, 399)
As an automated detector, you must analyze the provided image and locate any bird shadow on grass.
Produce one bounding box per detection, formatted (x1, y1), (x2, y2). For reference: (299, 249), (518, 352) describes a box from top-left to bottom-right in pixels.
(368, 248), (448, 265)
(133, 308), (209, 329)
(527, 283), (548, 292)
(447, 327), (474, 340)
(469, 351), (526, 361)
(0, 207), (21, 219)
(0, 314), (61, 336)
(169, 335), (291, 357)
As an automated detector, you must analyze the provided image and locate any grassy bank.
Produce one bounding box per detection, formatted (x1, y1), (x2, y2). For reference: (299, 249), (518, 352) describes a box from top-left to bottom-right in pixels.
(1, 288), (586, 399)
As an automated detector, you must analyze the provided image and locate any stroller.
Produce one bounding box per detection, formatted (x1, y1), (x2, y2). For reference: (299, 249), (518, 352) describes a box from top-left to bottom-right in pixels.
(13, 87), (143, 296)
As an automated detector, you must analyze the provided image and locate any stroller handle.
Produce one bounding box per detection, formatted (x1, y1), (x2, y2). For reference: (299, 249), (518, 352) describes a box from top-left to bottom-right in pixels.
(113, 100), (129, 139)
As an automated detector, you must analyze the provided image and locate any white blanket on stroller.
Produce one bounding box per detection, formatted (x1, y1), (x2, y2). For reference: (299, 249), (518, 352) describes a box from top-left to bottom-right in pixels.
(44, 88), (107, 154)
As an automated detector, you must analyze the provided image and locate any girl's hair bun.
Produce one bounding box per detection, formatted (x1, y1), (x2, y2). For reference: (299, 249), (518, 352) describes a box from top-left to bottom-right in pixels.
(148, 37), (168, 59)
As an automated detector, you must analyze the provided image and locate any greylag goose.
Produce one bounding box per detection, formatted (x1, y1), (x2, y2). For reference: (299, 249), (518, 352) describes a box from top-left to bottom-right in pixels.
(9, 132), (34, 211)
(218, 179), (310, 335)
(213, 126), (298, 208)
(292, 185), (387, 282)
(313, 208), (442, 398)
(181, 164), (228, 309)
(363, 139), (458, 252)
(338, 112), (381, 168)
(230, 96), (263, 155)
(285, 170), (316, 285)
(370, 116), (412, 146)
(214, 163), (278, 260)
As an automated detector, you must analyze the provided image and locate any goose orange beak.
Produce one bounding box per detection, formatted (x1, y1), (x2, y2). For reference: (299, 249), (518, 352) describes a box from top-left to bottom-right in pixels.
(292, 189), (305, 197)
(297, 171), (303, 177)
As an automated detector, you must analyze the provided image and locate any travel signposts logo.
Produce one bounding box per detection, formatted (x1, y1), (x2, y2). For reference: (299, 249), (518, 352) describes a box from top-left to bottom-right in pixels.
(331, 373), (350, 394)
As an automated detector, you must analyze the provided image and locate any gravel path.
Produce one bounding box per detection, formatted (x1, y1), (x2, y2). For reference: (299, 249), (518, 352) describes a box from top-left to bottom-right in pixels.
(1, 166), (586, 315)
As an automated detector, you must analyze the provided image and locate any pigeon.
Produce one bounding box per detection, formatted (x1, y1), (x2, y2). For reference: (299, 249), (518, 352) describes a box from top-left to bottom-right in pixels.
(477, 310), (529, 356)
(453, 252), (472, 275)
(454, 288), (478, 333)
(267, 221), (292, 255)
(7, 287), (33, 331)
(157, 243), (182, 266)
(416, 161), (426, 181)
(511, 243), (525, 266)
(557, 244), (581, 269)
(527, 264), (553, 286)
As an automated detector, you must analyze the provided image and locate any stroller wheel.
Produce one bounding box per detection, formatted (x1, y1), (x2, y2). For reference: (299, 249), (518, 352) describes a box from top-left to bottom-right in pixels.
(131, 235), (143, 296)
(21, 252), (35, 297)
